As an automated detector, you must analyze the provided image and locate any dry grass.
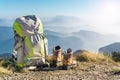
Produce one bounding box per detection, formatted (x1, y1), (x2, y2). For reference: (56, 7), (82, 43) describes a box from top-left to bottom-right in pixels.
(0, 67), (12, 74)
(47, 50), (114, 64)
(0, 59), (12, 74)
(76, 50), (113, 63)
(0, 51), (116, 75)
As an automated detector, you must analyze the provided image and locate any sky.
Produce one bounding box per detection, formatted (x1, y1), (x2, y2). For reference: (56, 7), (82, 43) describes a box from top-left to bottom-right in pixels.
(0, 0), (96, 18)
(1, 0), (120, 35)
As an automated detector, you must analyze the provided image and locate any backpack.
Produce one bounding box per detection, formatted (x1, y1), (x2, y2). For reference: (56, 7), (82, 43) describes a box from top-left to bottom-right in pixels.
(12, 15), (48, 67)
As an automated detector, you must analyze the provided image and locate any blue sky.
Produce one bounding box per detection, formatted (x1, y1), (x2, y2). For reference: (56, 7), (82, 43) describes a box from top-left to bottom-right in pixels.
(0, 0), (98, 18)
(1, 0), (120, 34)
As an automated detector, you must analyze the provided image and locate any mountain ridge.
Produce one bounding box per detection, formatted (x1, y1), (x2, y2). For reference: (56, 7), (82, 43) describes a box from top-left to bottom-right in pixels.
(1, 26), (120, 54)
(99, 42), (120, 54)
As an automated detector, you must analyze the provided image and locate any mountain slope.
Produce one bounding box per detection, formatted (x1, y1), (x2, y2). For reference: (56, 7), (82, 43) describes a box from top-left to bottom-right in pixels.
(73, 30), (120, 52)
(0, 27), (13, 41)
(45, 33), (83, 53)
(0, 27), (14, 54)
(1, 27), (120, 54)
(99, 42), (120, 54)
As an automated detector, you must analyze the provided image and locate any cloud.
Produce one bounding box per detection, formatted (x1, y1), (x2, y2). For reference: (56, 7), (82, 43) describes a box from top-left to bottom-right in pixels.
(1, 14), (120, 35)
(81, 13), (120, 35)
(42, 15), (93, 33)
(42, 15), (120, 35)
(0, 18), (14, 27)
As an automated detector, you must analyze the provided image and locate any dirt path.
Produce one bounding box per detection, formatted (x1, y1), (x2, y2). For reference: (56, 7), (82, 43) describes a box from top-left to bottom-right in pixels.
(0, 62), (120, 80)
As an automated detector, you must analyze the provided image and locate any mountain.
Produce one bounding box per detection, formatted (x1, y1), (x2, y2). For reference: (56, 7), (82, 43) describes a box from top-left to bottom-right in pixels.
(45, 30), (83, 53)
(44, 30), (66, 38)
(73, 30), (120, 52)
(42, 15), (120, 52)
(42, 15), (88, 33)
(45, 29), (120, 53)
(99, 42), (120, 54)
(0, 27), (14, 54)
(0, 53), (12, 59)
(0, 27), (13, 41)
(1, 26), (120, 54)
(0, 27), (83, 54)
(74, 49), (89, 55)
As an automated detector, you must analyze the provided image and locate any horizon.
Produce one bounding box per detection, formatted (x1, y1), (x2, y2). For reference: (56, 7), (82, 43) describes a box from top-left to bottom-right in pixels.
(0, 0), (120, 35)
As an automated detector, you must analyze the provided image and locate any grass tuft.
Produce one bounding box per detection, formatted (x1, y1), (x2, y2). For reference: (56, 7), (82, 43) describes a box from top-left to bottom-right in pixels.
(75, 51), (113, 63)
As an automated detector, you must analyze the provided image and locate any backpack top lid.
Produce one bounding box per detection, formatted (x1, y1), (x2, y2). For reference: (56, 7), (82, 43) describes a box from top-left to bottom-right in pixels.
(13, 15), (43, 37)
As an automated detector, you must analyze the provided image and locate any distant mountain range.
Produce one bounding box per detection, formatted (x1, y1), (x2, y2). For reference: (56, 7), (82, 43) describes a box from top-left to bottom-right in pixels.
(42, 15), (92, 33)
(73, 30), (120, 52)
(0, 53), (12, 59)
(45, 31), (83, 53)
(1, 26), (120, 54)
(0, 27), (14, 54)
(99, 42), (120, 54)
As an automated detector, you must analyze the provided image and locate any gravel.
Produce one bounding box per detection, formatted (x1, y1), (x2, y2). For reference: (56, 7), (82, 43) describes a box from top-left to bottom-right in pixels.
(1, 62), (120, 80)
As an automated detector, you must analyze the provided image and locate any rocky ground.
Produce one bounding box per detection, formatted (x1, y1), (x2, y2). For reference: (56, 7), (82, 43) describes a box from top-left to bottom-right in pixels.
(0, 62), (120, 80)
